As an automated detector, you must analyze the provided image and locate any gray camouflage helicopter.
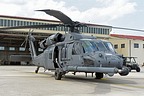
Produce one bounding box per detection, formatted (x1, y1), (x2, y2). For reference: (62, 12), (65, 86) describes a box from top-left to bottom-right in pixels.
(1, 9), (131, 80)
(27, 9), (131, 80)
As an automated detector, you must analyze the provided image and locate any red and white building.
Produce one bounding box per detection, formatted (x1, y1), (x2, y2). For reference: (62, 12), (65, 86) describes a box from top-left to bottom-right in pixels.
(110, 34), (144, 65)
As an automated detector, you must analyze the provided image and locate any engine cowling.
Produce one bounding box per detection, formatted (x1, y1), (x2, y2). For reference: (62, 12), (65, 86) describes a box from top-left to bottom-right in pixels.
(39, 33), (64, 49)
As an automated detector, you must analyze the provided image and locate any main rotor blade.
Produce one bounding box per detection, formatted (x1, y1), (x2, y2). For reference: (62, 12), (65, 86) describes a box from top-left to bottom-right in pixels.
(112, 26), (144, 32)
(0, 24), (62, 30)
(36, 9), (73, 25)
(91, 24), (144, 32)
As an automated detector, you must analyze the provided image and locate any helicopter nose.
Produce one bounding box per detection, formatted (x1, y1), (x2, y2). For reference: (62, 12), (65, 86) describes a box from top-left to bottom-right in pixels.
(105, 54), (123, 68)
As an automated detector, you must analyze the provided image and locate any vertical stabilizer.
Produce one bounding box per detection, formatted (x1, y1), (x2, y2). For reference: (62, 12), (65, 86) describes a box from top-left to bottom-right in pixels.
(28, 34), (37, 59)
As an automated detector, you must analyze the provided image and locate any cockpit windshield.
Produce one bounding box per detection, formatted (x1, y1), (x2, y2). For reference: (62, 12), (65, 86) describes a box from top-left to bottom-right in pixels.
(81, 40), (107, 53)
(103, 42), (115, 53)
(95, 42), (107, 51)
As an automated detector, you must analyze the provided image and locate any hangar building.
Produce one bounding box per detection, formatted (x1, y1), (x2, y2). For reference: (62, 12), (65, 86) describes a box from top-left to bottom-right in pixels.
(0, 15), (112, 65)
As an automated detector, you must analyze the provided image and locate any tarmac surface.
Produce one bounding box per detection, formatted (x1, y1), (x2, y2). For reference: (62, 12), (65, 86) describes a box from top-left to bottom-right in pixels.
(0, 66), (144, 96)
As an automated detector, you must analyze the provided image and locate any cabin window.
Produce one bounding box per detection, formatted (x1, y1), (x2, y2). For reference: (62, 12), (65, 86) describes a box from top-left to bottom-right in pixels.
(0, 46), (4, 50)
(121, 44), (125, 48)
(48, 47), (54, 59)
(19, 47), (25, 51)
(114, 44), (118, 49)
(61, 44), (68, 59)
(49, 51), (52, 59)
(134, 43), (139, 48)
(9, 47), (15, 51)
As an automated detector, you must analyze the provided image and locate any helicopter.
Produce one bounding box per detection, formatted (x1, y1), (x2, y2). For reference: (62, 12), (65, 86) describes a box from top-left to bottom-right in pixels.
(0, 9), (131, 80)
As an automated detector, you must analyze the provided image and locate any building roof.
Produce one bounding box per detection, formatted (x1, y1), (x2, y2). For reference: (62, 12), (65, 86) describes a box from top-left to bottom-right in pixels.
(0, 15), (112, 28)
(0, 15), (60, 22)
(110, 34), (144, 40)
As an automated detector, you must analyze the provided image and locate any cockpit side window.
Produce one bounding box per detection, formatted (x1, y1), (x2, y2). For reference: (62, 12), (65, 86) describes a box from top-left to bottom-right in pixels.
(80, 40), (115, 53)
(72, 42), (83, 55)
(82, 41), (94, 53)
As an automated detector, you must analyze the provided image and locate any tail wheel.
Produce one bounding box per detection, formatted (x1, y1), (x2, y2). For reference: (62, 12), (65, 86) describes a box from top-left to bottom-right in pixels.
(95, 72), (103, 79)
(55, 69), (62, 80)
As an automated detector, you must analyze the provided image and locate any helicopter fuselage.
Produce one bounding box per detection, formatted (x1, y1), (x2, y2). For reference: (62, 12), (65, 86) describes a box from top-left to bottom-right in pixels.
(34, 40), (122, 69)
(30, 33), (129, 80)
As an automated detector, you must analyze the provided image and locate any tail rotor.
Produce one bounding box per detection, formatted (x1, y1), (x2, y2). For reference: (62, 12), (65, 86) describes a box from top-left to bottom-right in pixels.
(21, 29), (34, 50)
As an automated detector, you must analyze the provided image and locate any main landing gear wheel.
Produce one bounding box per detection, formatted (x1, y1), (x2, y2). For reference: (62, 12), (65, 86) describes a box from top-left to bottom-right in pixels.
(95, 72), (103, 79)
(55, 69), (62, 80)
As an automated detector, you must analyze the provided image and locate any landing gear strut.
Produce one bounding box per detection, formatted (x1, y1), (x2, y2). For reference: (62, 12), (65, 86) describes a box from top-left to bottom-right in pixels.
(95, 72), (103, 79)
(35, 66), (40, 73)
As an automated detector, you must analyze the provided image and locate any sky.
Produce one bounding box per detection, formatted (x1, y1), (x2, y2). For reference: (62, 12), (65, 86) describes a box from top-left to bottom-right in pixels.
(0, 0), (144, 36)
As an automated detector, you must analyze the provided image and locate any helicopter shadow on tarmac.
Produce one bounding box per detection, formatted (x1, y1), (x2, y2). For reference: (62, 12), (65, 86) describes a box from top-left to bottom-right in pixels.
(62, 75), (137, 94)
(30, 68), (138, 95)
(60, 74), (137, 95)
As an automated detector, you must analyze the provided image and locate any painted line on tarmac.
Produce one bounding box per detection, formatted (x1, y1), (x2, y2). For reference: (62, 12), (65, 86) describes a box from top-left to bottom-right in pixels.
(112, 84), (144, 89)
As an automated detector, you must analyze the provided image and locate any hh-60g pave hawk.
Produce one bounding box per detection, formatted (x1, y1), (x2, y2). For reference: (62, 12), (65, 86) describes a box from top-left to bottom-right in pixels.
(0, 9), (135, 80)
